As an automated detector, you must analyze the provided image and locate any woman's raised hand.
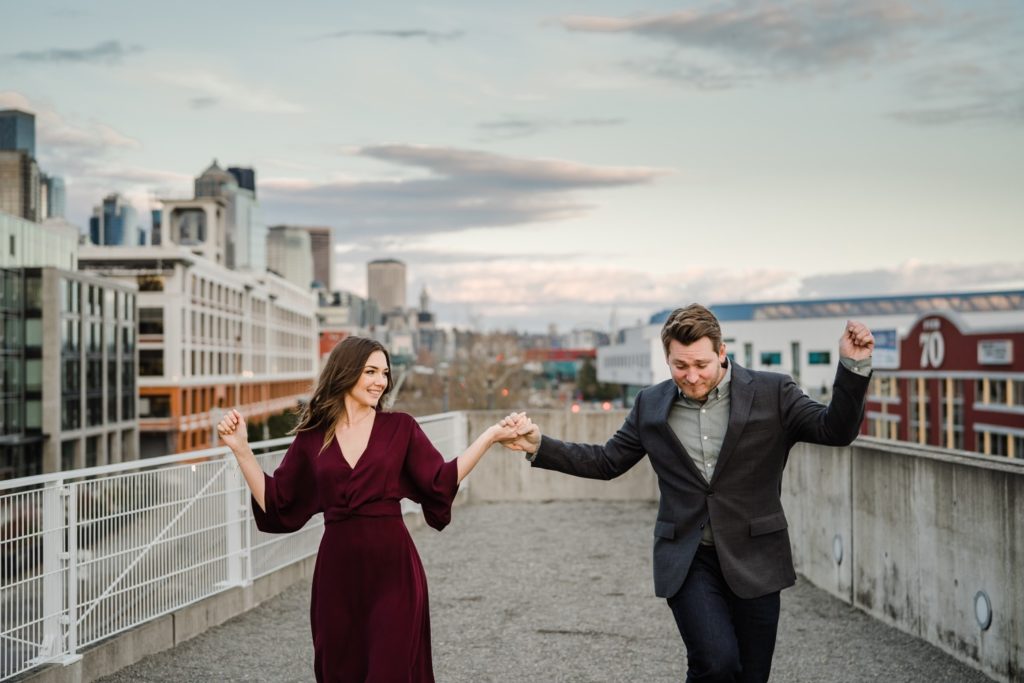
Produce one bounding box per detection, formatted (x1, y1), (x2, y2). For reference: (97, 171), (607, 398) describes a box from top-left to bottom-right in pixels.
(216, 408), (249, 453)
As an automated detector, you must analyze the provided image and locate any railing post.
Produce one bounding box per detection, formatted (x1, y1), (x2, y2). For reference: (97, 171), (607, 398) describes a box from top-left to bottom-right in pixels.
(35, 481), (80, 666)
(221, 462), (249, 587)
(38, 481), (64, 662)
(65, 483), (79, 659)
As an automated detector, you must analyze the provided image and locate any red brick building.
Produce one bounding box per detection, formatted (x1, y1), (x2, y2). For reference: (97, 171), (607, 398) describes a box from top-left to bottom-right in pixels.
(863, 313), (1024, 457)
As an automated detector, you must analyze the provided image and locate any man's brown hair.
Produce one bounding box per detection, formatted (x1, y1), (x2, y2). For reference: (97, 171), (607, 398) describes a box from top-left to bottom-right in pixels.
(660, 304), (722, 355)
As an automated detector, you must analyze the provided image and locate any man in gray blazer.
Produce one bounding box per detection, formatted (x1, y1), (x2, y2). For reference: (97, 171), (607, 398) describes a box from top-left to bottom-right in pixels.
(503, 304), (873, 682)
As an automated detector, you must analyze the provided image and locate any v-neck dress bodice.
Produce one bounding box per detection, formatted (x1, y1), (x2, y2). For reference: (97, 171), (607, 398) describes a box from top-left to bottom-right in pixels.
(251, 411), (459, 682)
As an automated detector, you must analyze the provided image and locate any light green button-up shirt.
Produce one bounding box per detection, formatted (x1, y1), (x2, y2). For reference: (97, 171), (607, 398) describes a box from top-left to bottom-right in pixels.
(667, 362), (732, 546)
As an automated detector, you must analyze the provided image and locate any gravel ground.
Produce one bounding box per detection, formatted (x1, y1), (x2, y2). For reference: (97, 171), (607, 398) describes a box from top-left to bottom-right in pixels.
(98, 501), (992, 682)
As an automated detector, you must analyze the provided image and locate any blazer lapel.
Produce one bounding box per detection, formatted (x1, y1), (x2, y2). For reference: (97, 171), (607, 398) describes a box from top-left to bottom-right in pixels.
(711, 363), (754, 484)
(651, 381), (707, 481)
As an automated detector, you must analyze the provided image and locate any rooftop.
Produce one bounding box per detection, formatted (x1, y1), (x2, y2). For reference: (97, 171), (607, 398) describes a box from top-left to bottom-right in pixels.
(96, 501), (991, 683)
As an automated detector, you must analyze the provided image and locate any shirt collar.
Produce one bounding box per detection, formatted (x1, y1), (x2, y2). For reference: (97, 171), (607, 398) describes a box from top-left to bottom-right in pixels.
(676, 359), (732, 405)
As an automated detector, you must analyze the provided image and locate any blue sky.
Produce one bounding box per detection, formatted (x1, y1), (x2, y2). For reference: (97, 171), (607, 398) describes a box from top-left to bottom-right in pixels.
(2, 0), (1022, 331)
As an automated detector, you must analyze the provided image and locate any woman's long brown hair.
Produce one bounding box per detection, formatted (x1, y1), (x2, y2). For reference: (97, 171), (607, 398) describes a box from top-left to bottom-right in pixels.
(291, 336), (393, 453)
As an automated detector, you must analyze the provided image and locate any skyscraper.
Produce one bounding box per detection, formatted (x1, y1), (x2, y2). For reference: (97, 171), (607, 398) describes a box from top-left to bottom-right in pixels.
(40, 173), (66, 219)
(195, 161), (264, 272)
(304, 226), (332, 290)
(89, 193), (138, 246)
(0, 150), (41, 221)
(0, 109), (35, 157)
(367, 259), (406, 312)
(266, 225), (314, 289)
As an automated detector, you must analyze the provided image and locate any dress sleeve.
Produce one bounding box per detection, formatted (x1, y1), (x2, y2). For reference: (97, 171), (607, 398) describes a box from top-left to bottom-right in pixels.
(399, 415), (459, 531)
(252, 431), (321, 534)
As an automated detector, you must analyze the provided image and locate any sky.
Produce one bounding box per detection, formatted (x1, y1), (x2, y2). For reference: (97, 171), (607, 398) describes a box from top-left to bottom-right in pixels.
(1, 0), (1022, 332)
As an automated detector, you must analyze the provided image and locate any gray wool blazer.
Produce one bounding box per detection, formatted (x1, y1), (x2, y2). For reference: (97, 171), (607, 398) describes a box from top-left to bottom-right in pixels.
(531, 362), (870, 600)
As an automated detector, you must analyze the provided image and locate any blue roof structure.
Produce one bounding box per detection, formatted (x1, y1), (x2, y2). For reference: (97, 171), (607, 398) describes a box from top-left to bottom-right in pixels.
(649, 289), (1024, 324)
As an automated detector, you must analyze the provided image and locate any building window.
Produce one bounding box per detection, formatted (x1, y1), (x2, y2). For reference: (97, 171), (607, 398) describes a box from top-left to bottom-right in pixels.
(62, 397), (80, 430)
(139, 307), (164, 335)
(140, 394), (172, 418)
(760, 352), (782, 367)
(1014, 380), (1024, 407)
(137, 274), (164, 292)
(62, 441), (76, 471)
(139, 349), (164, 376)
(808, 351), (831, 365)
(990, 380), (1008, 405)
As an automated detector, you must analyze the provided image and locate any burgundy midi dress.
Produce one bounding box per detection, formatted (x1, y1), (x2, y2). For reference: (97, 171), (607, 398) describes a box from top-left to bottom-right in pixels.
(252, 411), (459, 682)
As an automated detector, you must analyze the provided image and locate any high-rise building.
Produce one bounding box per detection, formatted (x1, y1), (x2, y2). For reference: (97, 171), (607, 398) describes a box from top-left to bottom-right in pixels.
(367, 259), (406, 313)
(0, 109), (35, 157)
(1, 209), (138, 479)
(41, 173), (66, 218)
(78, 244), (319, 457)
(228, 166), (256, 194)
(266, 225), (314, 289)
(0, 150), (41, 221)
(89, 193), (138, 246)
(305, 227), (332, 290)
(195, 161), (265, 272)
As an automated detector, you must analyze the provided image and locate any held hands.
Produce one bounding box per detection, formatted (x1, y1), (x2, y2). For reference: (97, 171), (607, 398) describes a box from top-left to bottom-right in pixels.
(495, 412), (541, 454)
(216, 408), (249, 453)
(839, 320), (875, 362)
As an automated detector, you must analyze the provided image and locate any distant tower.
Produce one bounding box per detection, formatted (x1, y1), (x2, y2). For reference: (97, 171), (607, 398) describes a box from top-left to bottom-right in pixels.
(0, 109), (35, 157)
(0, 109), (40, 221)
(89, 193), (138, 246)
(304, 226), (332, 290)
(367, 259), (407, 312)
(266, 225), (314, 289)
(40, 173), (66, 218)
(195, 160), (265, 272)
(420, 285), (430, 313)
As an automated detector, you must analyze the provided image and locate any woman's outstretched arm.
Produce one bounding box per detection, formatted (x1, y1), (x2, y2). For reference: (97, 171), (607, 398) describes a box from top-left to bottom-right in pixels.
(217, 409), (267, 511)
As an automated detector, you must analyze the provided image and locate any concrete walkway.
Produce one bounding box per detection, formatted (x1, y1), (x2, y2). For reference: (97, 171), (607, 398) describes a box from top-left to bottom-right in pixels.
(98, 501), (992, 682)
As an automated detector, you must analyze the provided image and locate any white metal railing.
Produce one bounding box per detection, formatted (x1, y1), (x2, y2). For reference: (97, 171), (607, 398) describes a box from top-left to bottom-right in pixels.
(0, 412), (467, 682)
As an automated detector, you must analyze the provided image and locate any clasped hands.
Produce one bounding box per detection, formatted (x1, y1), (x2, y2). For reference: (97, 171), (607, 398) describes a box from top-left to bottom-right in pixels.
(494, 412), (541, 454)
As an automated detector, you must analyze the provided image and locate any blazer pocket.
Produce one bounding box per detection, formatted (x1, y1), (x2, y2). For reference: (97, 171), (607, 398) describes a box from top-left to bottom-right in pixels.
(749, 511), (788, 537)
(653, 520), (675, 540)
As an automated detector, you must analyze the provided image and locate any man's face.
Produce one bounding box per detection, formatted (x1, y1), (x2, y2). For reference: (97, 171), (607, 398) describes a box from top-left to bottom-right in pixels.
(666, 337), (727, 402)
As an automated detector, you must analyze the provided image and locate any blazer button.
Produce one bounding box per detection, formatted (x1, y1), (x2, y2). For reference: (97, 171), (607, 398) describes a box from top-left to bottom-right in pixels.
(706, 489), (714, 497)
(699, 523), (705, 529)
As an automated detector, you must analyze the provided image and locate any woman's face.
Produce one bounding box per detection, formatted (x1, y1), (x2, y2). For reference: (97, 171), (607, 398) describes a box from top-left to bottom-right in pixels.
(347, 350), (390, 409)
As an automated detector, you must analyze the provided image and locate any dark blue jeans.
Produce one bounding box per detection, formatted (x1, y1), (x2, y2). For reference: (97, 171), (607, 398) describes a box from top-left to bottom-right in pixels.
(667, 545), (781, 682)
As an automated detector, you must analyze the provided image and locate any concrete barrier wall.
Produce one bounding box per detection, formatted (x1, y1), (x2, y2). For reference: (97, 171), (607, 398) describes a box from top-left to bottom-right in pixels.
(463, 409), (659, 502)
(784, 439), (1023, 683)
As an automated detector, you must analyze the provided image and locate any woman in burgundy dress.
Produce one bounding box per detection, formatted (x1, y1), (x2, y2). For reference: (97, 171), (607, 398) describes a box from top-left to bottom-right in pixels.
(215, 336), (518, 682)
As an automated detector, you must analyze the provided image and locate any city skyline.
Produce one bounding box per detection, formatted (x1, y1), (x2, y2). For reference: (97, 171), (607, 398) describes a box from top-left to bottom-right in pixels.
(1, 0), (1022, 331)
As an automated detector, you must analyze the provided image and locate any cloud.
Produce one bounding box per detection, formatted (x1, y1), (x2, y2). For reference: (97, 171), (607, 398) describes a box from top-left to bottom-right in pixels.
(562, 3), (933, 68)
(0, 91), (192, 229)
(189, 96), (219, 109)
(320, 29), (463, 43)
(889, 63), (1024, 125)
(0, 91), (139, 159)
(477, 116), (626, 140)
(9, 40), (143, 64)
(365, 259), (1024, 332)
(153, 70), (306, 114)
(796, 261), (1024, 298)
(260, 144), (666, 238)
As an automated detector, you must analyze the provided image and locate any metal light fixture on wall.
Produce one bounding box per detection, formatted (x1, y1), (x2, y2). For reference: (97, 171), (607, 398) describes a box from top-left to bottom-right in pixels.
(974, 591), (993, 631)
(832, 534), (843, 565)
